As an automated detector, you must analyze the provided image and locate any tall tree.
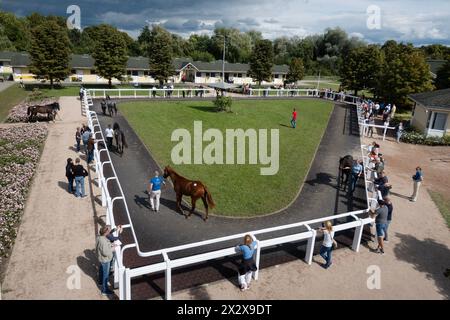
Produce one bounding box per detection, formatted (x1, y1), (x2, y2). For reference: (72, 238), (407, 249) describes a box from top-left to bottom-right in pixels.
(29, 20), (70, 88)
(435, 59), (450, 89)
(148, 25), (174, 86)
(92, 24), (128, 88)
(248, 39), (274, 85)
(286, 57), (305, 84)
(0, 11), (30, 51)
(340, 45), (382, 95)
(0, 25), (15, 51)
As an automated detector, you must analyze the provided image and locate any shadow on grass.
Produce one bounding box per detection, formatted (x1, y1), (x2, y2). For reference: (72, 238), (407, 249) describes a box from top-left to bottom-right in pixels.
(188, 105), (218, 113)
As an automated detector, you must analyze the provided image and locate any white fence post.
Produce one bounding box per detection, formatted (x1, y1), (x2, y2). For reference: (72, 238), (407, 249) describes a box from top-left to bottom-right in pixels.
(254, 239), (261, 280)
(118, 267), (125, 300)
(125, 268), (131, 300)
(305, 229), (317, 265)
(163, 252), (172, 300)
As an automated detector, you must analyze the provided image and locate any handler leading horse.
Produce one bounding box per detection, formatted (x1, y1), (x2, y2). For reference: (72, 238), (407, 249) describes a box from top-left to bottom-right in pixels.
(163, 166), (215, 221)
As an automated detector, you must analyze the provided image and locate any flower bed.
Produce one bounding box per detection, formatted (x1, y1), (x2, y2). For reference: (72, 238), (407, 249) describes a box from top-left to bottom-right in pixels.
(0, 123), (48, 267)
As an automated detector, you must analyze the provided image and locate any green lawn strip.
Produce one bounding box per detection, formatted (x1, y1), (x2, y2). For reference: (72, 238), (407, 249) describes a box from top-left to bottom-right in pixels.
(120, 99), (333, 217)
(0, 84), (29, 123)
(428, 190), (450, 228)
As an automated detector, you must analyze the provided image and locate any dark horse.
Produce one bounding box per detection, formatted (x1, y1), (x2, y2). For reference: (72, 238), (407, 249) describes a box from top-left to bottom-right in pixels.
(339, 155), (353, 191)
(113, 123), (127, 155)
(163, 166), (215, 221)
(107, 101), (117, 117)
(27, 102), (60, 122)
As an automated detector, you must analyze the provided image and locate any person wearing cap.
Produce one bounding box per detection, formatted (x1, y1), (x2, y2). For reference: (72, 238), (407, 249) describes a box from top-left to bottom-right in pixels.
(148, 170), (166, 212)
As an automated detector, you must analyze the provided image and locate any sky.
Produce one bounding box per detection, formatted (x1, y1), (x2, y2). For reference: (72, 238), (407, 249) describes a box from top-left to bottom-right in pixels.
(1, 0), (449, 45)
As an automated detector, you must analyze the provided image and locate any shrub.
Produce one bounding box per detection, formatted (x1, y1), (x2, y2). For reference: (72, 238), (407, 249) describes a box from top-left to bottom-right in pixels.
(213, 95), (233, 112)
(401, 127), (450, 146)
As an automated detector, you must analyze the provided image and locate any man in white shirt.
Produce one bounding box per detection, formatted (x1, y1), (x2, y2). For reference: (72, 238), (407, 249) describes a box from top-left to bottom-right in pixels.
(105, 124), (114, 150)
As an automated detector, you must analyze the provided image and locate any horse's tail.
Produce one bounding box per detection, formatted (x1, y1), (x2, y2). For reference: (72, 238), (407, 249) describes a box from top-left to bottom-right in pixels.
(204, 186), (215, 209)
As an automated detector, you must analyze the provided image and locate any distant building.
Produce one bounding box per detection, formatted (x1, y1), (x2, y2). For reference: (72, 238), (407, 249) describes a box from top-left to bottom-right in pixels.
(409, 88), (450, 137)
(0, 51), (288, 86)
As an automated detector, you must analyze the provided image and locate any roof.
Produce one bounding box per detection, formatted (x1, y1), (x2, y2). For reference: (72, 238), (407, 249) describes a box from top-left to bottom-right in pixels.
(409, 88), (450, 111)
(426, 59), (446, 78)
(0, 51), (289, 74)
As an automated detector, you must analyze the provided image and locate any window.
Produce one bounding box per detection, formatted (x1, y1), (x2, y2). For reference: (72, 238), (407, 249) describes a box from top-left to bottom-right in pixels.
(71, 69), (76, 74)
(132, 70), (138, 76)
(210, 72), (216, 77)
(206, 73), (210, 77)
(0, 62), (3, 66)
(431, 112), (447, 130)
(127, 71), (132, 75)
(144, 71), (149, 76)
(238, 73), (242, 78)
(274, 74), (279, 79)
(196, 72), (202, 77)
(90, 69), (96, 74)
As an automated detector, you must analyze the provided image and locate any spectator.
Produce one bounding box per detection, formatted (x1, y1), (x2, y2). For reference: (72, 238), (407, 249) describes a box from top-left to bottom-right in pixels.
(79, 86), (84, 100)
(75, 127), (81, 153)
(101, 99), (107, 115)
(87, 133), (95, 164)
(106, 224), (123, 273)
(367, 115), (375, 138)
(374, 171), (388, 188)
(235, 235), (258, 291)
(105, 124), (114, 150)
(384, 197), (393, 243)
(65, 158), (74, 193)
(318, 221), (337, 269)
(390, 104), (397, 119)
(377, 183), (392, 198)
(291, 108), (297, 129)
(350, 160), (364, 193)
(96, 226), (115, 296)
(395, 122), (404, 143)
(370, 200), (389, 254)
(410, 166), (423, 202)
(81, 127), (91, 154)
(73, 158), (88, 198)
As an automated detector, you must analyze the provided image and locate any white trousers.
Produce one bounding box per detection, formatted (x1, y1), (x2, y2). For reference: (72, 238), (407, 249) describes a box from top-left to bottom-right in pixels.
(411, 181), (421, 201)
(150, 190), (161, 210)
(238, 272), (253, 289)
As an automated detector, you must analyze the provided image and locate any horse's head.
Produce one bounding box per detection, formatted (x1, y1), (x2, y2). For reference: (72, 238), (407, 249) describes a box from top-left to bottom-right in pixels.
(163, 166), (172, 179)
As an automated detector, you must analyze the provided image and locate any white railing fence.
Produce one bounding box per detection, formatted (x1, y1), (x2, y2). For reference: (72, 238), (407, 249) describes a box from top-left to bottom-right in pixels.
(89, 88), (211, 99)
(83, 89), (378, 300)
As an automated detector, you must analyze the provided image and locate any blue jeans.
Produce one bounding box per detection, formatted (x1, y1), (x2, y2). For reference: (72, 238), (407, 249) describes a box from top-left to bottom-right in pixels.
(83, 140), (88, 154)
(98, 260), (111, 293)
(67, 176), (74, 193)
(75, 176), (85, 197)
(384, 221), (391, 241)
(350, 173), (359, 192)
(291, 119), (297, 128)
(87, 150), (94, 164)
(76, 139), (81, 152)
(320, 245), (332, 267)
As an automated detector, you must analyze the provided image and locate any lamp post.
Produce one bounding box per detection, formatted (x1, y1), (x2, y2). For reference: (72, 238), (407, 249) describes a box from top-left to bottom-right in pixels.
(222, 35), (226, 83)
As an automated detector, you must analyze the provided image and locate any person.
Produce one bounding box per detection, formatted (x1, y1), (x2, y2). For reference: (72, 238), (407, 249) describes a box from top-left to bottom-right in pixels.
(106, 224), (123, 273)
(19, 77), (24, 88)
(81, 127), (91, 154)
(410, 166), (423, 202)
(73, 158), (88, 198)
(377, 183), (392, 198)
(105, 124), (114, 150)
(367, 115), (375, 137)
(79, 86), (84, 100)
(75, 127), (81, 153)
(318, 221), (336, 269)
(152, 86), (156, 98)
(87, 133), (95, 164)
(374, 171), (388, 188)
(383, 197), (393, 243)
(148, 170), (166, 212)
(235, 235), (258, 291)
(390, 104), (397, 119)
(350, 160), (364, 193)
(65, 158), (75, 193)
(96, 226), (115, 296)
(395, 122), (404, 143)
(101, 99), (107, 115)
(370, 200), (389, 254)
(291, 108), (297, 128)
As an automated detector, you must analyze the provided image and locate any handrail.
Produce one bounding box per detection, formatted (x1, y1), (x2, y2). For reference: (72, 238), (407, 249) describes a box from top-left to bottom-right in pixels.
(83, 88), (377, 300)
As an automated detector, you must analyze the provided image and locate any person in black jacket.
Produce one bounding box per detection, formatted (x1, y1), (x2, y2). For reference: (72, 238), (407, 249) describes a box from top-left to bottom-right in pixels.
(65, 158), (74, 193)
(73, 157), (88, 198)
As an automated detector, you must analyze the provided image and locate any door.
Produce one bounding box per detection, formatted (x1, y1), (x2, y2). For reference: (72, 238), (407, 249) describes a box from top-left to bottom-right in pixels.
(427, 112), (448, 137)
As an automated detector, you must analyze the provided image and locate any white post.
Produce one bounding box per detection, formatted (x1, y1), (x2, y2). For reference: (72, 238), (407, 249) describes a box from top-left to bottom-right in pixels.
(383, 125), (388, 141)
(134, 90), (136, 98)
(114, 257), (119, 288)
(163, 252), (172, 300)
(352, 220), (364, 252)
(305, 229), (317, 265)
(125, 268), (131, 300)
(118, 267), (125, 300)
(254, 240), (261, 280)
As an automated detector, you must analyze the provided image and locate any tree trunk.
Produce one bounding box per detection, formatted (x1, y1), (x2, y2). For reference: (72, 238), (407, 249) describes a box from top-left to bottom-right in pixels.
(354, 89), (358, 96)
(50, 78), (54, 89)
(108, 78), (112, 89)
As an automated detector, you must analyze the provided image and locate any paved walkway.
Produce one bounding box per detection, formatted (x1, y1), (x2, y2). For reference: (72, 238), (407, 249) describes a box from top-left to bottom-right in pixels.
(2, 97), (106, 299)
(173, 136), (450, 300)
(0, 81), (14, 93)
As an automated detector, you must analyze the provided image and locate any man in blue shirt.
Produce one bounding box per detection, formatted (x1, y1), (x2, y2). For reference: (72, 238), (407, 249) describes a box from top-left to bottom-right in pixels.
(148, 170), (165, 212)
(410, 166), (423, 202)
(350, 160), (363, 193)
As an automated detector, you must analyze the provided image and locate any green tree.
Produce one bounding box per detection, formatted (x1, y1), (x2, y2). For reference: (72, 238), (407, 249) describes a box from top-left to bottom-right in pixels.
(340, 45), (382, 95)
(91, 24), (128, 88)
(435, 59), (450, 89)
(29, 20), (71, 88)
(376, 41), (434, 105)
(286, 57), (305, 84)
(0, 25), (15, 51)
(0, 11), (30, 51)
(148, 26), (174, 86)
(248, 39), (274, 85)
(137, 26), (152, 56)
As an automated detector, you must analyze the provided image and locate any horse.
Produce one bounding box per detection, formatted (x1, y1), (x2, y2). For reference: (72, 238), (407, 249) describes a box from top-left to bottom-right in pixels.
(27, 102), (60, 122)
(163, 166), (215, 221)
(339, 155), (353, 191)
(114, 126), (127, 156)
(107, 101), (117, 117)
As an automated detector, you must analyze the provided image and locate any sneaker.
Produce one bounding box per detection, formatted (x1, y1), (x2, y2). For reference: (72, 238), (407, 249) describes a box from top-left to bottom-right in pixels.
(101, 290), (114, 296)
(240, 284), (248, 291)
(379, 249), (385, 255)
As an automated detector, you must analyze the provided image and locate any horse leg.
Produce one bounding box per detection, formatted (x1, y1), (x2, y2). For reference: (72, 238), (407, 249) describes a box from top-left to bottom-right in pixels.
(176, 193), (185, 216)
(201, 194), (209, 221)
(188, 197), (197, 218)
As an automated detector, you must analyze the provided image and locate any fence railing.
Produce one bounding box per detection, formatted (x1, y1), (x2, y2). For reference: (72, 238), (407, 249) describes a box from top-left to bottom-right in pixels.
(89, 88), (212, 99)
(83, 89), (378, 300)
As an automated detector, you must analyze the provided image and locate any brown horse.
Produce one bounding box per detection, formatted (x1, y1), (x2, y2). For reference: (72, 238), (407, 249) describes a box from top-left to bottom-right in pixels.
(163, 166), (215, 221)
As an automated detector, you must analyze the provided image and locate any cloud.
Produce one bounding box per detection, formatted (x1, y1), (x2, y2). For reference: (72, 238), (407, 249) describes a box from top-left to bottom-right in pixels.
(264, 18), (279, 24)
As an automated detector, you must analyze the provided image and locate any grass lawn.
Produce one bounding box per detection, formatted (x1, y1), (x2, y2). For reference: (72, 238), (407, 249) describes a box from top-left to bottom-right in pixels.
(120, 99), (333, 217)
(429, 190), (450, 228)
(0, 84), (29, 123)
